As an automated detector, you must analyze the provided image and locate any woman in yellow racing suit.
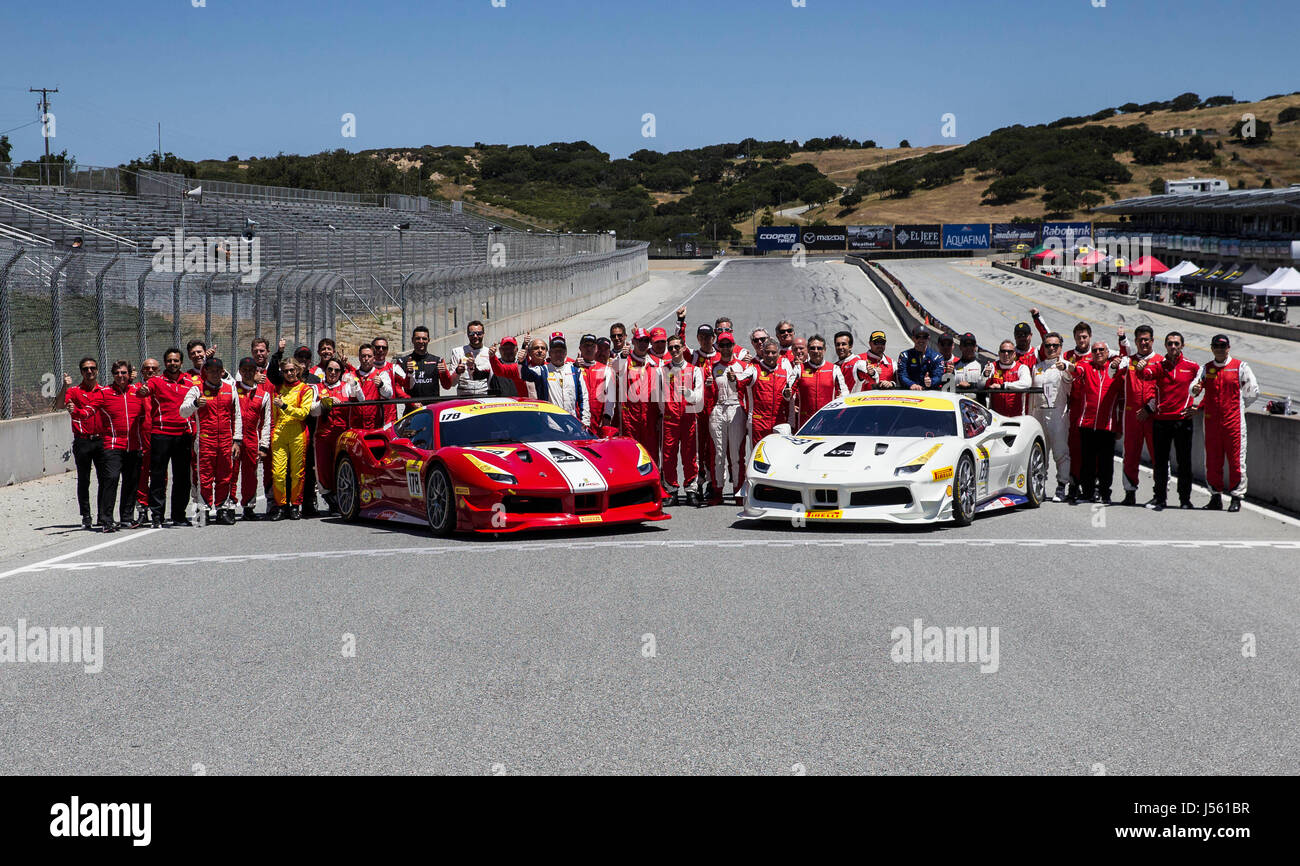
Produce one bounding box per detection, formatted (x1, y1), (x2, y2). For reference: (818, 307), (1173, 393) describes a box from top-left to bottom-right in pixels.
(270, 358), (316, 519)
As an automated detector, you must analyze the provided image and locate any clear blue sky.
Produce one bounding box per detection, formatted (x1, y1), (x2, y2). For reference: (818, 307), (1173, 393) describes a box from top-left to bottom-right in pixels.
(3, 0), (1296, 166)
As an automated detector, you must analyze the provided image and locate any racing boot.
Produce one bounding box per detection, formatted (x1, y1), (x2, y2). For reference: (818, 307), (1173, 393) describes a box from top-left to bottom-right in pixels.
(269, 506), (287, 521)
(1121, 490), (1136, 506)
(1202, 493), (1223, 511)
(289, 505), (302, 520)
(218, 507), (237, 526)
(1228, 496), (1242, 513)
(242, 506), (260, 522)
(82, 516), (93, 530)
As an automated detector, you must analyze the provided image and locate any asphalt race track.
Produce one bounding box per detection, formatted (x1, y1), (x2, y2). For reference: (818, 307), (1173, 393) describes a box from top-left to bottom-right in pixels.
(885, 258), (1300, 401)
(2, 257), (1298, 775)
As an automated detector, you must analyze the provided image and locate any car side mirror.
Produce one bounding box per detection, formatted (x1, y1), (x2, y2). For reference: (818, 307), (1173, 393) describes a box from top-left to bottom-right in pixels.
(773, 423), (792, 436)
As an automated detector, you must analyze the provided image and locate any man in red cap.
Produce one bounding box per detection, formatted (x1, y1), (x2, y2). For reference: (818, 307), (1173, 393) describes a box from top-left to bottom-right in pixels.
(1192, 333), (1258, 512)
(487, 335), (528, 398)
(649, 326), (671, 364)
(605, 327), (661, 465)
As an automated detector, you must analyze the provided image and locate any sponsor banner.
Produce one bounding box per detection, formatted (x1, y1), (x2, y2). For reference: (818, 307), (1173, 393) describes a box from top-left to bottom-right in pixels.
(893, 224), (942, 250)
(942, 223), (991, 250)
(992, 223), (1039, 246)
(846, 224), (894, 250)
(1041, 221), (1092, 241)
(755, 226), (800, 251)
(798, 226), (847, 251)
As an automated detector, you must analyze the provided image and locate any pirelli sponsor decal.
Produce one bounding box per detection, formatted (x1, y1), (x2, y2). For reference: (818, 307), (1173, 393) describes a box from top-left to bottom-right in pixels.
(806, 509), (842, 520)
(579, 515), (603, 523)
(932, 466), (954, 481)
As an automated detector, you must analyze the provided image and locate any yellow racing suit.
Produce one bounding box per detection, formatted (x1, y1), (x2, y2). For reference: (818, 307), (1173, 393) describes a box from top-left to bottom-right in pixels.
(271, 382), (315, 505)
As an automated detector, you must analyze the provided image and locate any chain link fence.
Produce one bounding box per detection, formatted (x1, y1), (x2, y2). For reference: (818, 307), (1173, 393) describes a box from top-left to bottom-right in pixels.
(0, 238), (648, 420)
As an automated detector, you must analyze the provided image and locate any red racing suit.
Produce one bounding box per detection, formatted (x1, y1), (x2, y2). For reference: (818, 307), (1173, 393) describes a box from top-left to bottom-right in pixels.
(1114, 353), (1157, 492)
(691, 347), (721, 491)
(1065, 360), (1123, 432)
(351, 366), (393, 430)
(793, 361), (847, 430)
(1193, 357), (1258, 497)
(742, 362), (795, 452)
(578, 360), (610, 434)
(854, 350), (896, 392)
(89, 385), (148, 450)
(235, 380), (272, 506)
(985, 360), (1033, 417)
(180, 378), (242, 508)
(658, 360), (704, 493)
(312, 378), (361, 496)
(611, 353), (662, 466)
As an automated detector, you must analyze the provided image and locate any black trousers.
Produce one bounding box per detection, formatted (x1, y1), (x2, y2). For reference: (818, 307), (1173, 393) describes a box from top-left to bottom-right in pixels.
(72, 437), (107, 520)
(99, 449), (142, 525)
(1152, 418), (1193, 505)
(1078, 427), (1116, 500)
(149, 433), (194, 521)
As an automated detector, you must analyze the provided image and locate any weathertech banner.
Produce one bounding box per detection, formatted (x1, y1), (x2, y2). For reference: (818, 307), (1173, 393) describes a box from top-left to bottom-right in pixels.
(798, 226), (847, 251)
(847, 225), (894, 250)
(755, 226), (800, 251)
(942, 224), (991, 250)
(893, 224), (942, 250)
(991, 223), (1039, 246)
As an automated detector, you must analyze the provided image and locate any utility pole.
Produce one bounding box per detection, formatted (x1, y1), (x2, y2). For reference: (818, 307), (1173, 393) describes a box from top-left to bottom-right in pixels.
(30, 86), (58, 185)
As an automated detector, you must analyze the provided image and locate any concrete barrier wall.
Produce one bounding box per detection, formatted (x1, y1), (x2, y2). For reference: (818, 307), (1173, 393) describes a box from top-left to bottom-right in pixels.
(994, 262), (1300, 342)
(0, 412), (74, 486)
(992, 262), (1139, 305)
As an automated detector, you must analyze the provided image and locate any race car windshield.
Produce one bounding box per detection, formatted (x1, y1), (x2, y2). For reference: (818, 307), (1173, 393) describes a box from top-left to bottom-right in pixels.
(800, 405), (957, 438)
(440, 410), (595, 447)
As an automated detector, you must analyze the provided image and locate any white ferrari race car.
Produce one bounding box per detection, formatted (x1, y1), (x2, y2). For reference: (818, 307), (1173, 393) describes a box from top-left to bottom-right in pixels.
(740, 392), (1049, 526)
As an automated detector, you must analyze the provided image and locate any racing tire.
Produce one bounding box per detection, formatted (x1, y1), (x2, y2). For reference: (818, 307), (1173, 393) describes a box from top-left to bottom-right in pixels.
(1025, 438), (1047, 509)
(951, 452), (976, 527)
(334, 457), (360, 522)
(425, 465), (455, 537)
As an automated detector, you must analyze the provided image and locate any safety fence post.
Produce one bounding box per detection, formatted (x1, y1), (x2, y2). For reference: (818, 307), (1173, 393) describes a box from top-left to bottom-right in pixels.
(0, 246), (27, 420)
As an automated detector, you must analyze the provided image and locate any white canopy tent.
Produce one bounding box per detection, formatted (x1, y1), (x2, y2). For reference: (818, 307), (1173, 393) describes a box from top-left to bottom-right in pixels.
(1155, 260), (1200, 284)
(1243, 267), (1300, 297)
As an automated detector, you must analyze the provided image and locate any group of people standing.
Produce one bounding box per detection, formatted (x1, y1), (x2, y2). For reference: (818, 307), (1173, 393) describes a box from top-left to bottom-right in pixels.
(61, 303), (1259, 531)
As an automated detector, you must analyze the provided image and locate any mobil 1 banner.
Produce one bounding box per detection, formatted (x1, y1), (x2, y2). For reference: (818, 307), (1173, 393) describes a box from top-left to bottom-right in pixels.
(893, 224), (942, 250)
(942, 223), (990, 250)
(1040, 221), (1092, 242)
(991, 223), (1039, 246)
(798, 226), (847, 251)
(756, 226), (800, 251)
(847, 225), (894, 250)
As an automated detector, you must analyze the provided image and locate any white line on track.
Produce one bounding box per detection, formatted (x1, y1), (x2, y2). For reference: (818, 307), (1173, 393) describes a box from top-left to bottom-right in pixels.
(16, 536), (1300, 574)
(0, 527), (162, 580)
(649, 259), (727, 328)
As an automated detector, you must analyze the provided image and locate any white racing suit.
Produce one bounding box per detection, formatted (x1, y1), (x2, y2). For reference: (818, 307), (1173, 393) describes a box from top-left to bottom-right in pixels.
(1030, 359), (1072, 487)
(707, 360), (752, 496)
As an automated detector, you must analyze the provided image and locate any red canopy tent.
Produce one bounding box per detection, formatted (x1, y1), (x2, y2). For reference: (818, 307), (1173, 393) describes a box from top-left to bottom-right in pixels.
(1031, 249), (1060, 261)
(1075, 250), (1107, 267)
(1120, 256), (1169, 276)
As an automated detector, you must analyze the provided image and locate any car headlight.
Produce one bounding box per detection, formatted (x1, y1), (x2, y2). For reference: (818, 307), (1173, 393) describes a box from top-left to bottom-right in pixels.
(751, 441), (770, 474)
(484, 471), (517, 485)
(752, 460), (770, 474)
(894, 463), (924, 476)
(636, 443), (654, 475)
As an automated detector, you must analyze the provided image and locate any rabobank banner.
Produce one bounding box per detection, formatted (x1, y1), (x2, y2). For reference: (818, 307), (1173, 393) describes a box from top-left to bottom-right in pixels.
(991, 223), (1039, 246)
(756, 226), (799, 251)
(942, 223), (990, 250)
(893, 224), (942, 250)
(798, 226), (847, 251)
(1040, 221), (1093, 241)
(847, 225), (894, 250)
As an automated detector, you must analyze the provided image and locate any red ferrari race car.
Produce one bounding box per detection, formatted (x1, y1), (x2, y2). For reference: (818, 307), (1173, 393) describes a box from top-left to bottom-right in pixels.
(331, 398), (669, 535)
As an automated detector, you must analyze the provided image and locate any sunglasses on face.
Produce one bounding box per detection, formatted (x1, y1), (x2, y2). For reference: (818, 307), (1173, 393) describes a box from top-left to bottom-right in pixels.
(81, 366), (97, 372)
(1043, 342), (1061, 349)
(777, 328), (794, 335)
(999, 349), (1016, 355)
(142, 366), (158, 371)
(915, 335), (929, 340)
(1165, 342), (1181, 348)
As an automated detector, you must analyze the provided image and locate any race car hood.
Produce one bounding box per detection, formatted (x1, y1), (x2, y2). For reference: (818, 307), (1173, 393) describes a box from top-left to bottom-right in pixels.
(448, 437), (650, 492)
(753, 434), (959, 481)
